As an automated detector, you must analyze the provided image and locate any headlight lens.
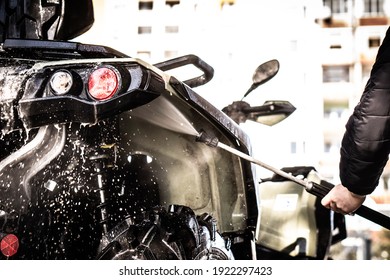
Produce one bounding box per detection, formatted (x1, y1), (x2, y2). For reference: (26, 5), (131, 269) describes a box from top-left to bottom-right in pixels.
(88, 67), (119, 100)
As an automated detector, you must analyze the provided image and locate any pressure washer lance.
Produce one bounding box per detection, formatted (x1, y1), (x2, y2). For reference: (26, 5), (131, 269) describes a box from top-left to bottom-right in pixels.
(196, 130), (390, 230)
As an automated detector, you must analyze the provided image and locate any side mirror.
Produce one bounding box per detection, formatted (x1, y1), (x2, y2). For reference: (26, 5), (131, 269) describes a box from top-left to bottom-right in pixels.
(242, 59), (280, 99)
(222, 100), (295, 126)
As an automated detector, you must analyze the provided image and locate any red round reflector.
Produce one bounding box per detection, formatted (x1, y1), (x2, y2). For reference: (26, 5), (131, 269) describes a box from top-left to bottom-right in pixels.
(1, 234), (19, 257)
(88, 67), (119, 100)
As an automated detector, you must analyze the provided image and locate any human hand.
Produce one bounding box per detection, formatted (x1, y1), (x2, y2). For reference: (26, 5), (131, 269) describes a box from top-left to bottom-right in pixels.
(321, 184), (366, 215)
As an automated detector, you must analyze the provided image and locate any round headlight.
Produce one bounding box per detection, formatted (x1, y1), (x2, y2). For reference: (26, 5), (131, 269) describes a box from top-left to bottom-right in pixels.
(50, 70), (73, 95)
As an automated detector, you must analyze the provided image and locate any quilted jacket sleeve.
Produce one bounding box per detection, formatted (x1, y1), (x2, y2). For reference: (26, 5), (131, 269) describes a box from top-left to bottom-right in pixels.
(339, 27), (390, 195)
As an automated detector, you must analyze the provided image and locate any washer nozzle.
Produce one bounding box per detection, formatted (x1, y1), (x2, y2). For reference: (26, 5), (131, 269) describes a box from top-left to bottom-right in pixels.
(196, 130), (219, 147)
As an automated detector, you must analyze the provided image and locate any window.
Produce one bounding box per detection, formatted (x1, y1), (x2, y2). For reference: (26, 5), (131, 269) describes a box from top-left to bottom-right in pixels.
(323, 107), (348, 120)
(364, 0), (385, 15)
(137, 51), (151, 60)
(330, 44), (342, 49)
(369, 37), (381, 48)
(139, 0), (153, 10)
(291, 142), (297, 154)
(324, 142), (332, 153)
(166, 0), (180, 8)
(290, 40), (298, 51)
(290, 141), (306, 154)
(138, 26), (152, 34)
(324, 141), (340, 154)
(164, 50), (178, 58)
(322, 65), (350, 83)
(220, 0), (235, 9)
(322, 0), (349, 14)
(362, 64), (372, 82)
(165, 26), (179, 33)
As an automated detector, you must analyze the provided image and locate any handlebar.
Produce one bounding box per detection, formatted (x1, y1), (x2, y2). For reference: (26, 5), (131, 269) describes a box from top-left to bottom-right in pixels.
(154, 54), (214, 88)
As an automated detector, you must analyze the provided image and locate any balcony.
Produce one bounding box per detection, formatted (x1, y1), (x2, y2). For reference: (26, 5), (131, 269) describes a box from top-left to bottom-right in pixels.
(359, 17), (388, 26)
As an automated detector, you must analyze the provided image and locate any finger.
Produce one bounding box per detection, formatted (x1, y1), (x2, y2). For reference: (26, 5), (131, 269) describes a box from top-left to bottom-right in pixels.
(328, 201), (338, 212)
(321, 194), (331, 208)
(330, 202), (348, 215)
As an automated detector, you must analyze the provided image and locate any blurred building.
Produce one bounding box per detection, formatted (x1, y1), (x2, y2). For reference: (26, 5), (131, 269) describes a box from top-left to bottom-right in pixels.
(316, 0), (390, 215)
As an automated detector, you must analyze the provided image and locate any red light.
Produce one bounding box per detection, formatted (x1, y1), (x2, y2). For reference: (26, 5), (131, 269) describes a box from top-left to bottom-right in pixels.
(88, 67), (119, 100)
(1, 234), (19, 257)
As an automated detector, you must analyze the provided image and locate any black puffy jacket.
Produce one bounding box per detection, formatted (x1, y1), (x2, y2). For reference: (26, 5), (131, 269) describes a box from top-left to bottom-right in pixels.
(339, 26), (390, 195)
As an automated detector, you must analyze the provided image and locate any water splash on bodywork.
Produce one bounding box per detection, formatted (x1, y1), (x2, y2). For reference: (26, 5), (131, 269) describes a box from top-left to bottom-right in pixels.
(0, 63), (31, 135)
(0, 125), (66, 209)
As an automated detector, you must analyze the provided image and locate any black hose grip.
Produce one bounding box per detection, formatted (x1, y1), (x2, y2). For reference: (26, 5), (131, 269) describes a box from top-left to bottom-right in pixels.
(308, 181), (390, 230)
(307, 181), (334, 198)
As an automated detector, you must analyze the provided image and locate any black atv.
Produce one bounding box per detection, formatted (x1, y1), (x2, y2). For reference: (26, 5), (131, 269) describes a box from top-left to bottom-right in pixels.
(0, 0), (346, 260)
